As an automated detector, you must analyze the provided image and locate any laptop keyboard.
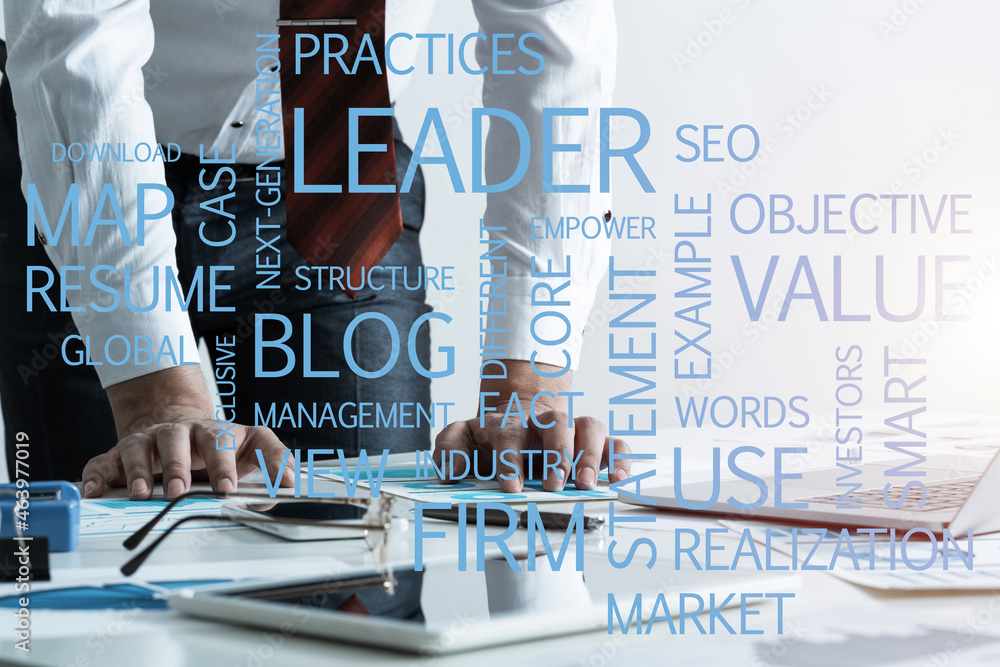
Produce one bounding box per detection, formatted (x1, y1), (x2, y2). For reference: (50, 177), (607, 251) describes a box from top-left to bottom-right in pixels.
(801, 478), (979, 512)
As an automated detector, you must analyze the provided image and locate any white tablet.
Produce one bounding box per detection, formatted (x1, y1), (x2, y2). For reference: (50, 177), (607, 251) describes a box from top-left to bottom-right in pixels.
(169, 557), (799, 655)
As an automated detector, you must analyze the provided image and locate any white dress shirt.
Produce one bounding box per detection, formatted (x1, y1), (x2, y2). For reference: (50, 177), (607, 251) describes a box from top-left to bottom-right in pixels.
(4, 0), (614, 388)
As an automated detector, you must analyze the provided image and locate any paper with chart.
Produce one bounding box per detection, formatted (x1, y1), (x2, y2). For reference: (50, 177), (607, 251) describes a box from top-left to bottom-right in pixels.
(315, 463), (616, 504)
(79, 497), (237, 537)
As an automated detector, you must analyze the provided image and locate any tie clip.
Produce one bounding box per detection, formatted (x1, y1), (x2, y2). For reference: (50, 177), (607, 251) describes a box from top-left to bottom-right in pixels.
(277, 18), (357, 27)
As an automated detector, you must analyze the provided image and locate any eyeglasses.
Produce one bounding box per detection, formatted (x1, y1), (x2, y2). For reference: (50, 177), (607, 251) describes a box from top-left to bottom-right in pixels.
(120, 491), (397, 594)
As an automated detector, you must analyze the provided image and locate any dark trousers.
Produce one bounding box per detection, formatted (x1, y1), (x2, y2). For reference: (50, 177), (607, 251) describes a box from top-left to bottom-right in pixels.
(0, 52), (431, 480)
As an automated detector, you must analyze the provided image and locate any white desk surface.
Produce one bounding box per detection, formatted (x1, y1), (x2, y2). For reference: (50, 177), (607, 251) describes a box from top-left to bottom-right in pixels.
(6, 437), (1000, 666)
(5, 511), (1000, 667)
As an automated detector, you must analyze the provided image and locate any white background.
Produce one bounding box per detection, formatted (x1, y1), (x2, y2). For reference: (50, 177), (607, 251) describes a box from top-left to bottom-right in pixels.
(2, 0), (999, 481)
(402, 0), (1000, 447)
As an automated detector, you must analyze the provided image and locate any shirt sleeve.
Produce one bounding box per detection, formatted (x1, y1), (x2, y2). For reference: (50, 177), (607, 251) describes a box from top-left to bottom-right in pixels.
(471, 0), (616, 371)
(4, 0), (199, 388)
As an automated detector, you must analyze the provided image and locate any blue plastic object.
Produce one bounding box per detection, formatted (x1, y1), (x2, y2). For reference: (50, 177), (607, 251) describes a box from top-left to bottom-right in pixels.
(0, 481), (80, 551)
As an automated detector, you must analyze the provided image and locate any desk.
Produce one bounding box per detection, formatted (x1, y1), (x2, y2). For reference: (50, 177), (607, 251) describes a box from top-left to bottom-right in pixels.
(4, 480), (1000, 665)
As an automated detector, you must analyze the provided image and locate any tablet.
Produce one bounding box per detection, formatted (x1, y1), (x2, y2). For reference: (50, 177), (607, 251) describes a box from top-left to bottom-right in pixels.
(169, 557), (799, 654)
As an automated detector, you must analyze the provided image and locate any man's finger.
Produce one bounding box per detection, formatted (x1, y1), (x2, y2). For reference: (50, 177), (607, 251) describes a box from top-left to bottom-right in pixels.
(433, 420), (476, 483)
(534, 410), (574, 492)
(120, 431), (159, 500)
(605, 437), (632, 483)
(238, 426), (294, 488)
(159, 427), (193, 500)
(82, 449), (125, 498)
(486, 418), (527, 493)
(192, 423), (239, 494)
(571, 416), (607, 490)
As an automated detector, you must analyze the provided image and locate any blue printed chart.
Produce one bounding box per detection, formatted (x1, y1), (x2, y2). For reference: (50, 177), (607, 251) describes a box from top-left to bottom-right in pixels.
(79, 497), (238, 537)
(316, 465), (616, 504)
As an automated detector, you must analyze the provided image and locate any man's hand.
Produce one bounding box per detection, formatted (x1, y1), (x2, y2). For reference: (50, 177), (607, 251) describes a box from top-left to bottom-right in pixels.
(82, 366), (294, 500)
(434, 360), (631, 492)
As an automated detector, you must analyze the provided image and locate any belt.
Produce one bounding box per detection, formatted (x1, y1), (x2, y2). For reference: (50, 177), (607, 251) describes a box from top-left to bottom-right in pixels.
(167, 153), (285, 180)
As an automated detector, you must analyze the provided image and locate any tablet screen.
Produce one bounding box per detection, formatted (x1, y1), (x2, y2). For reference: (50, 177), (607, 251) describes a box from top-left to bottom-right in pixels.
(226, 569), (430, 623)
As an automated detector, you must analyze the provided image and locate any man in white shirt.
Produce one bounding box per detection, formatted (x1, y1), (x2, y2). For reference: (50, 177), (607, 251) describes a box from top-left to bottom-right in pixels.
(1, 0), (631, 498)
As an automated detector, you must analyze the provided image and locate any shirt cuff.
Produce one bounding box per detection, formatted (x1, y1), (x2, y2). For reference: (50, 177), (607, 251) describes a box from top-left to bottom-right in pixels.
(72, 306), (201, 389)
(488, 277), (598, 372)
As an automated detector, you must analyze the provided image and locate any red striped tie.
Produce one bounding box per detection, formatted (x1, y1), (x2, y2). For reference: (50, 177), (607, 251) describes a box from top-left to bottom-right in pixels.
(278, 0), (402, 298)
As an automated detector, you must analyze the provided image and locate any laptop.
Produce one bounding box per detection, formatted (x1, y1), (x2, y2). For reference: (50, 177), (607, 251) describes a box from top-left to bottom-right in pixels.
(623, 451), (1000, 534)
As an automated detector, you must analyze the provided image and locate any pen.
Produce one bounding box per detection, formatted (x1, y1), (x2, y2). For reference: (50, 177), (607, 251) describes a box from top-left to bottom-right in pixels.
(421, 507), (604, 532)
